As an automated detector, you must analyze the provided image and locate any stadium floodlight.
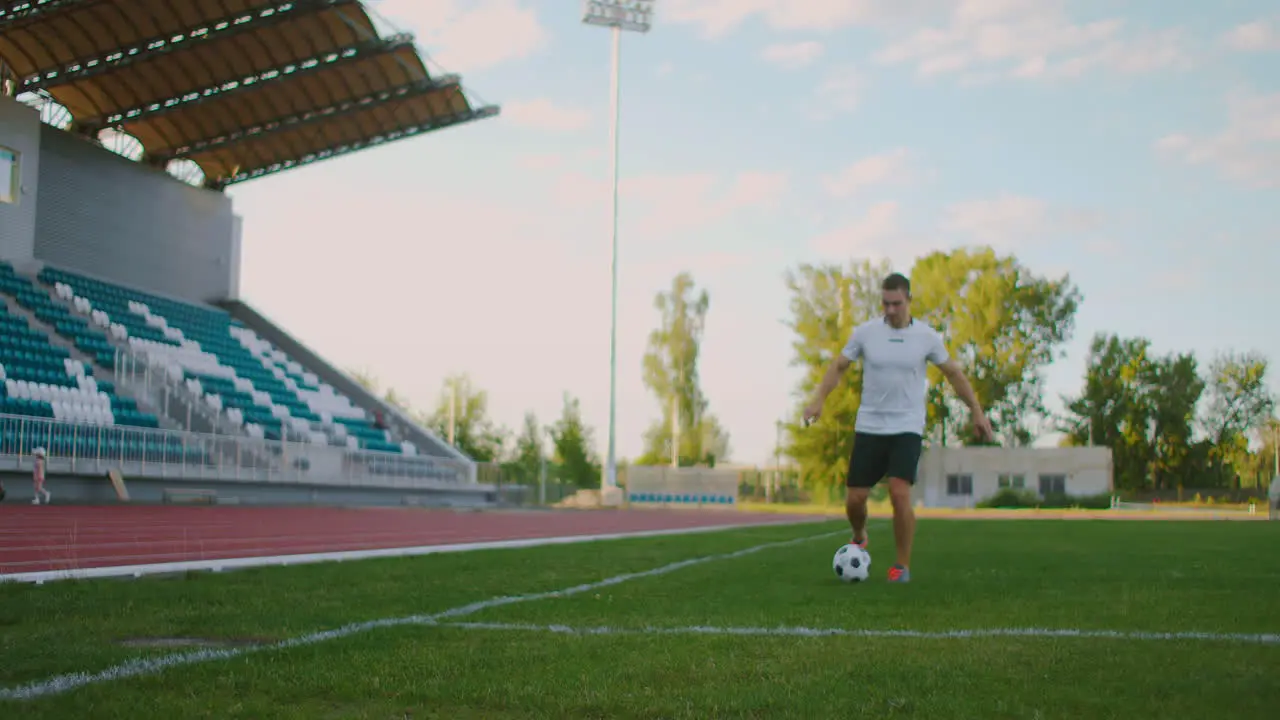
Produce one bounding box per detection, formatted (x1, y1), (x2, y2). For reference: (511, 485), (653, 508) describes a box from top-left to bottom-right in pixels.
(581, 0), (654, 491)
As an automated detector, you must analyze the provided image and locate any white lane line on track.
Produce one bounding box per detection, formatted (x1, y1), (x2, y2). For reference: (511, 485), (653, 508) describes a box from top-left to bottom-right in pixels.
(0, 518), (831, 583)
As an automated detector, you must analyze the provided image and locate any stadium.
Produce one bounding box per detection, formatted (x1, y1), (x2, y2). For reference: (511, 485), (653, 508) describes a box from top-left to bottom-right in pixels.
(1, 2), (1277, 717)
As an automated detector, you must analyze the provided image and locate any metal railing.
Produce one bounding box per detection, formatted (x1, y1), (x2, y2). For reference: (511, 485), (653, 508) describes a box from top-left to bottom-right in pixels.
(6, 343), (480, 488)
(0, 411), (474, 488)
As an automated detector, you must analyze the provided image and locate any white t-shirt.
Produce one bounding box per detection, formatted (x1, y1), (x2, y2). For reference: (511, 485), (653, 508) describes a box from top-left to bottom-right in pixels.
(841, 317), (950, 436)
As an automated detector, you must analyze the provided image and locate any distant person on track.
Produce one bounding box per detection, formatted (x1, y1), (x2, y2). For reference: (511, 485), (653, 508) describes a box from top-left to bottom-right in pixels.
(32, 447), (50, 505)
(802, 272), (992, 583)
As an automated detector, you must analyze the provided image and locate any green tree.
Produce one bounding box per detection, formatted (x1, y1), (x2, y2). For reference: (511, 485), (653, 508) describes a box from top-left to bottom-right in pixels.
(636, 272), (731, 466)
(502, 412), (545, 485)
(1059, 334), (1157, 490)
(549, 393), (602, 489)
(909, 247), (1081, 447)
(426, 373), (508, 462)
(782, 258), (891, 499)
(1060, 334), (1209, 491)
(1201, 351), (1275, 488)
(1147, 352), (1205, 490)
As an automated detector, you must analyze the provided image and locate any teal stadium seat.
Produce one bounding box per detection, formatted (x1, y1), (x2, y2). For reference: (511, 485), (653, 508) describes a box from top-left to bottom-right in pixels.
(34, 266), (414, 462)
(0, 263), (209, 465)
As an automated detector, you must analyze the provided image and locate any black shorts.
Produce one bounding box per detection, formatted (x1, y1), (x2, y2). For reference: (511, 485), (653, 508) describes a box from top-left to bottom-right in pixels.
(846, 432), (923, 488)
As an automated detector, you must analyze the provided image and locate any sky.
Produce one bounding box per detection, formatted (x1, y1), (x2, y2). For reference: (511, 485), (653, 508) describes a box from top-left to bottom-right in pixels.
(226, 0), (1280, 467)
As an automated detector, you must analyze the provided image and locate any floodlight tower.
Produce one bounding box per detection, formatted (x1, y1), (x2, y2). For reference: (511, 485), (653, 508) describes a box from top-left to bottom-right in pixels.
(582, 0), (654, 490)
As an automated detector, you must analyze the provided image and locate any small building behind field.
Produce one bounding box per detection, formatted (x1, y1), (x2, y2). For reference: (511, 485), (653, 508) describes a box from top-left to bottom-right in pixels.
(914, 446), (1113, 508)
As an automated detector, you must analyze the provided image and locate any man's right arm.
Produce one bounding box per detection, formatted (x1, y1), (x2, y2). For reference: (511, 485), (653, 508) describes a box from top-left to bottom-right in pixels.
(810, 354), (851, 408)
(804, 329), (859, 420)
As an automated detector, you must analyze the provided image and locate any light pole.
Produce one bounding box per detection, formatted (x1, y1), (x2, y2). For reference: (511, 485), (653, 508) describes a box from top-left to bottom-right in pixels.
(582, 0), (654, 489)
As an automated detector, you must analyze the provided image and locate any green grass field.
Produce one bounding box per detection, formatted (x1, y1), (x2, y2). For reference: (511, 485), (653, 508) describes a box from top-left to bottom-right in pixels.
(2, 517), (1279, 719)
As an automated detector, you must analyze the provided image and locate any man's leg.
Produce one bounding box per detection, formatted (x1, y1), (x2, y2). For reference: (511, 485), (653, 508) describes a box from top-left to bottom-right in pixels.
(884, 433), (924, 582)
(846, 486), (870, 545)
(845, 432), (887, 546)
(887, 477), (915, 569)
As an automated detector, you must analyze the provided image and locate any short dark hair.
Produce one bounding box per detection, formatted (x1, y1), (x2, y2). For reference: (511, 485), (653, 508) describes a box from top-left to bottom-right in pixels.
(882, 272), (911, 297)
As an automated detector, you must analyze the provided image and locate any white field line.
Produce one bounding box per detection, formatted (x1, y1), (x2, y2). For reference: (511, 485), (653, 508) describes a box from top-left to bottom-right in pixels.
(439, 621), (1280, 645)
(0, 529), (844, 702)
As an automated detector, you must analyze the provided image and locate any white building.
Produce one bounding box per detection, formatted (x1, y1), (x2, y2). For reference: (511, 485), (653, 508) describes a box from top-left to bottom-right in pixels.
(914, 445), (1113, 508)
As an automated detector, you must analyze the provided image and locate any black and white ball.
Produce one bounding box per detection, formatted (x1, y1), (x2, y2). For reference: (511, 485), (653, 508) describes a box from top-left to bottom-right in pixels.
(832, 543), (871, 583)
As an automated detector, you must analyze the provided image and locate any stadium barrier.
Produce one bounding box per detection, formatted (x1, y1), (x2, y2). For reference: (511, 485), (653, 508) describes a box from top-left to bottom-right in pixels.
(625, 466), (739, 507)
(1110, 497), (1261, 518)
(0, 412), (471, 489)
(105, 345), (473, 485)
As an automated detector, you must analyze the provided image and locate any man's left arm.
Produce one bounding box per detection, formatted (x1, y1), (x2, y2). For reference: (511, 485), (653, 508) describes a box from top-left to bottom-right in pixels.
(937, 359), (984, 418)
(927, 334), (993, 441)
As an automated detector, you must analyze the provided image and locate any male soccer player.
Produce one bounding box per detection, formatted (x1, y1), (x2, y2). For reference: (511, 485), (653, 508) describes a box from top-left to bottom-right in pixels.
(802, 272), (992, 582)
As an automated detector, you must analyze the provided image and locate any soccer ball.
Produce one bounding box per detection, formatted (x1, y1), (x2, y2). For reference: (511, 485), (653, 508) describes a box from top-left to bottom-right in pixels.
(832, 543), (871, 583)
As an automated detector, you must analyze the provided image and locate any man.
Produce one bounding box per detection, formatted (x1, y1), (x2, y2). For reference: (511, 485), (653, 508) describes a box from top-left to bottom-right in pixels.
(803, 272), (992, 583)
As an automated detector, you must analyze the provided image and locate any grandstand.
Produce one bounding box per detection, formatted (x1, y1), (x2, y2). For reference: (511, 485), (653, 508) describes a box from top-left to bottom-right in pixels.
(0, 0), (503, 507)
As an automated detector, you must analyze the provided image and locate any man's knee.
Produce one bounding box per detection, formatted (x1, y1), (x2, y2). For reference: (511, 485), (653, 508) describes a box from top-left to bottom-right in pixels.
(846, 487), (870, 506)
(887, 477), (913, 506)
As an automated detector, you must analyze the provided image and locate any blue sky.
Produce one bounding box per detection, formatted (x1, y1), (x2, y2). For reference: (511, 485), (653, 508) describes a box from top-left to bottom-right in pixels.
(226, 0), (1280, 465)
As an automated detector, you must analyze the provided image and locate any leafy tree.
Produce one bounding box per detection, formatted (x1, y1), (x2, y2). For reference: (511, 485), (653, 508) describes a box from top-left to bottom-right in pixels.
(502, 412), (545, 485)
(1237, 417), (1280, 488)
(782, 258), (890, 499)
(1147, 352), (1205, 489)
(425, 373), (508, 462)
(636, 272), (731, 466)
(549, 393), (602, 489)
(1060, 334), (1212, 491)
(909, 247), (1081, 446)
(1201, 351), (1275, 487)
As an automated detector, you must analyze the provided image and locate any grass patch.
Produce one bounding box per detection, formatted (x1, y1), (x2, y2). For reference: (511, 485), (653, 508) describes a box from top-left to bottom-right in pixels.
(3, 518), (1279, 718)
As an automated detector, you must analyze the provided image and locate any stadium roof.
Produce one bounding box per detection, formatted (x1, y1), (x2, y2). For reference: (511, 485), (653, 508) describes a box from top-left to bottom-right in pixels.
(0, 0), (499, 189)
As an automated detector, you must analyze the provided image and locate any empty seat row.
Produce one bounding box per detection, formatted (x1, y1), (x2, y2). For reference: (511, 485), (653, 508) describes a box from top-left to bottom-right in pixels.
(38, 265), (414, 455)
(0, 262), (160, 432)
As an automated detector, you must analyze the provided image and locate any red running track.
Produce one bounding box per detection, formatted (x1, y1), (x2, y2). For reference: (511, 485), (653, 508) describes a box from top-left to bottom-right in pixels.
(0, 505), (828, 576)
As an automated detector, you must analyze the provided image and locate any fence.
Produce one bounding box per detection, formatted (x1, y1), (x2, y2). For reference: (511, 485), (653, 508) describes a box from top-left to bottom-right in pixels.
(472, 462), (813, 508)
(103, 344), (474, 488)
(0, 411), (474, 490)
(624, 465), (740, 506)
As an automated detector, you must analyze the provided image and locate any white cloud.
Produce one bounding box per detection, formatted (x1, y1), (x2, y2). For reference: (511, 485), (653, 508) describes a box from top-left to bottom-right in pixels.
(553, 170), (790, 237)
(874, 0), (1191, 81)
(823, 148), (916, 197)
(942, 193), (1103, 248)
(375, 0), (547, 73)
(1155, 89), (1280, 189)
(1223, 19), (1280, 52)
(662, 0), (947, 37)
(516, 153), (564, 171)
(503, 99), (592, 131)
(810, 66), (863, 119)
(942, 194), (1049, 247)
(810, 202), (930, 268)
(761, 41), (825, 69)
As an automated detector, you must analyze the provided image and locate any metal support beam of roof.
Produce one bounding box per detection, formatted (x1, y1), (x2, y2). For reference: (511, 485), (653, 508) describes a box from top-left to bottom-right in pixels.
(0, 0), (95, 31)
(153, 75), (461, 162)
(212, 104), (500, 189)
(19, 0), (357, 94)
(79, 34), (414, 131)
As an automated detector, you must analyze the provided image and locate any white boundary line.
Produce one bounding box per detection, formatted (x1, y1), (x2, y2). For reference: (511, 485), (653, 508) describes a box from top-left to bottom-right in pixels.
(0, 529), (844, 701)
(0, 518), (830, 585)
(439, 621), (1280, 645)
